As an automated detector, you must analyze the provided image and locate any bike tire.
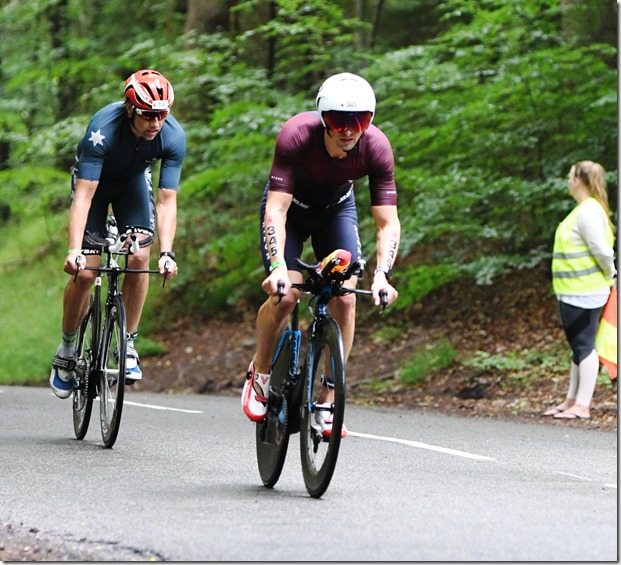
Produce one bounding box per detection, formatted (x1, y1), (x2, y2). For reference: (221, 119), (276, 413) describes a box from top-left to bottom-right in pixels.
(72, 295), (99, 439)
(99, 295), (126, 448)
(300, 317), (346, 498)
(256, 329), (294, 488)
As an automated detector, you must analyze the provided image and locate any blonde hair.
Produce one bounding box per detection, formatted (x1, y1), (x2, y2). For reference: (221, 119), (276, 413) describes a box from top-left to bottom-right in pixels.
(573, 160), (615, 231)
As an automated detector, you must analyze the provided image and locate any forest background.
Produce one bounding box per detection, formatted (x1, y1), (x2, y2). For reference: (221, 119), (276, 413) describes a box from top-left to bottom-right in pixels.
(0, 0), (617, 416)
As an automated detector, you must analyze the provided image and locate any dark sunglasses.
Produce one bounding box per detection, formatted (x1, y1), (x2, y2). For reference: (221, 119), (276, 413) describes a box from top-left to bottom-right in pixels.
(322, 110), (373, 133)
(135, 108), (168, 121)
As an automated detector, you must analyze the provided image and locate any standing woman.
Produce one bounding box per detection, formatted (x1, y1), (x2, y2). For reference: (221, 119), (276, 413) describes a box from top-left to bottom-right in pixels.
(544, 161), (616, 420)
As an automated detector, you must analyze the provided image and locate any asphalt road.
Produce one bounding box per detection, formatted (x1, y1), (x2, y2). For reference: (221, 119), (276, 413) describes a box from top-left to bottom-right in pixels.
(0, 386), (617, 561)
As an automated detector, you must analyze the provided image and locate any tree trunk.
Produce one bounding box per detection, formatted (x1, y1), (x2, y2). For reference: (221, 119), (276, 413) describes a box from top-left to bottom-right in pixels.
(266, 1), (277, 79)
(46, 0), (71, 119)
(561, 0), (617, 46)
(355, 0), (365, 49)
(184, 0), (230, 34)
(370, 0), (385, 49)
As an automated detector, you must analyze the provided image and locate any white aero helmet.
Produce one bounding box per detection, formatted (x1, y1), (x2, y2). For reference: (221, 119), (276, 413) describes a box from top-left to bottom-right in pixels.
(316, 72), (376, 131)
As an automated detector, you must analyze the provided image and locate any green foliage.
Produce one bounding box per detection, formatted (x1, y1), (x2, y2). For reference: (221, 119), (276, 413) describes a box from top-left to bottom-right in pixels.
(0, 216), (67, 383)
(372, 5), (616, 177)
(134, 337), (168, 358)
(463, 345), (571, 387)
(0, 167), (69, 222)
(371, 325), (404, 344)
(394, 263), (463, 308)
(235, 0), (368, 90)
(364, 0), (616, 300)
(399, 338), (457, 385)
(0, 0), (616, 331)
(465, 350), (530, 372)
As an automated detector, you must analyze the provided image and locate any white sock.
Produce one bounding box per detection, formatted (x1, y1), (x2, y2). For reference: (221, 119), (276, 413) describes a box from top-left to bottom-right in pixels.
(57, 343), (76, 358)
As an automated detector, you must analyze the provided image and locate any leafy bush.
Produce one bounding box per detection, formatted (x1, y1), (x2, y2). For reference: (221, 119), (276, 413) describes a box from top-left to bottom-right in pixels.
(399, 338), (457, 385)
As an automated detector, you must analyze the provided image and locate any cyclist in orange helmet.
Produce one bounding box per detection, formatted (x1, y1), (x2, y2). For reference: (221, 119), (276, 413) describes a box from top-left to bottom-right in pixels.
(49, 69), (186, 399)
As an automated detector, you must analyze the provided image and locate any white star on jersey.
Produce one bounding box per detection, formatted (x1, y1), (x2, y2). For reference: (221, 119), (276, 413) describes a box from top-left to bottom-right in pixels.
(88, 129), (105, 147)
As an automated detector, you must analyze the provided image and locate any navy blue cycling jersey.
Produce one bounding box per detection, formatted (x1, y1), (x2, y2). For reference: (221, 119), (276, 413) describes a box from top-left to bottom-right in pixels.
(75, 102), (186, 189)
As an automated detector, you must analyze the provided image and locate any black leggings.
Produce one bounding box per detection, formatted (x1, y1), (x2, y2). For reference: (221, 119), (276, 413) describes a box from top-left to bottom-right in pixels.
(557, 301), (602, 364)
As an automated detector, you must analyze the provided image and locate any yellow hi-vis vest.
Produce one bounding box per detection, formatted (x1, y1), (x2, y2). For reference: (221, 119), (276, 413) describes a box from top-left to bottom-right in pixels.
(552, 197), (614, 296)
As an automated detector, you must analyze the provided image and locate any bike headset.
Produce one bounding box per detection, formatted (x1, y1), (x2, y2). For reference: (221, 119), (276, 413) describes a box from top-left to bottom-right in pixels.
(315, 72), (376, 150)
(124, 69), (175, 127)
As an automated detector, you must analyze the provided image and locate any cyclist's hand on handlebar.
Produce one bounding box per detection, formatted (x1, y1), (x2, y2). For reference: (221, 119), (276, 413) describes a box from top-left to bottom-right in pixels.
(371, 279), (398, 307)
(64, 251), (84, 275)
(158, 255), (178, 279)
(262, 267), (291, 300)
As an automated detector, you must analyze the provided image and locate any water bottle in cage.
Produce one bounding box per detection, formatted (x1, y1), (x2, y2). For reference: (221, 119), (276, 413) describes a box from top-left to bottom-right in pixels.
(105, 213), (118, 244)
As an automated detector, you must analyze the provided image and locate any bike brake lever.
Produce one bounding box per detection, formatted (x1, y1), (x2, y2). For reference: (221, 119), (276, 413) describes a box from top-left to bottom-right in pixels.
(162, 260), (170, 288)
(108, 235), (126, 254)
(129, 234), (140, 255)
(73, 254), (82, 283)
(276, 280), (285, 304)
(379, 289), (388, 312)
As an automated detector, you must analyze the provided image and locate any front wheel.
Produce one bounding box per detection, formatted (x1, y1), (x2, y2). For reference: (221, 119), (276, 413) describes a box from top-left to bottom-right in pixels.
(99, 296), (126, 448)
(300, 318), (346, 498)
(73, 295), (99, 439)
(256, 329), (294, 488)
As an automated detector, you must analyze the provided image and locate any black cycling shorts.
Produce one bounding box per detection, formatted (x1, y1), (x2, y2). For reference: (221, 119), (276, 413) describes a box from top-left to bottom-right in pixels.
(557, 300), (603, 364)
(259, 184), (361, 274)
(71, 165), (155, 254)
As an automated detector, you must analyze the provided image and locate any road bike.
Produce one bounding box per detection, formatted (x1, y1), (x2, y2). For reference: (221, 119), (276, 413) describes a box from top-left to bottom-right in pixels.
(255, 250), (387, 498)
(71, 223), (169, 448)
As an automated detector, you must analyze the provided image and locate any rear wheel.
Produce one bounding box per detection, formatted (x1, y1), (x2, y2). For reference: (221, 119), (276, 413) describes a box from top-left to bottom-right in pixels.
(256, 329), (294, 488)
(300, 318), (345, 498)
(73, 296), (98, 439)
(99, 296), (126, 448)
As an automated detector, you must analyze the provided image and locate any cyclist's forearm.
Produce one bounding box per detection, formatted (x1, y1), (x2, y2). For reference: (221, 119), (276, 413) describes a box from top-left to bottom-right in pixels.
(156, 188), (177, 252)
(264, 193), (291, 266)
(372, 206), (400, 273)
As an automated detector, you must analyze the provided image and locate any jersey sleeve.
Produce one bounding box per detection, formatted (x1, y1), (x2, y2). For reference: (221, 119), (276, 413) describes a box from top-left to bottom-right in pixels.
(268, 114), (311, 194)
(158, 122), (187, 190)
(367, 128), (397, 206)
(75, 125), (109, 181)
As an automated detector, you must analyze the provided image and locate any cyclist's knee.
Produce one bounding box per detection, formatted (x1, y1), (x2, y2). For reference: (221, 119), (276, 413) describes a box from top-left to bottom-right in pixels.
(127, 246), (150, 269)
(74, 267), (97, 286)
(280, 288), (301, 309)
(266, 288), (300, 316)
(334, 292), (356, 312)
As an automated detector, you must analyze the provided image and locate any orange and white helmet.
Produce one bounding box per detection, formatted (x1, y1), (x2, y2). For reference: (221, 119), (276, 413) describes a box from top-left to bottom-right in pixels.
(124, 69), (174, 111)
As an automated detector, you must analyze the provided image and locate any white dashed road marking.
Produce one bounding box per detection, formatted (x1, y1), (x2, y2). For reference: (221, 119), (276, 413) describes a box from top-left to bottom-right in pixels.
(348, 431), (497, 461)
(124, 400), (203, 414)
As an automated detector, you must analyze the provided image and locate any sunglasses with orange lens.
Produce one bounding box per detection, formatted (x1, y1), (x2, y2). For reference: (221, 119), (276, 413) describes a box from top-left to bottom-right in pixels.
(322, 110), (373, 133)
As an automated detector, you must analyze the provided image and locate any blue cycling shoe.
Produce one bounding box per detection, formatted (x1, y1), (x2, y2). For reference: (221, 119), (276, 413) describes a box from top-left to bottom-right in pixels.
(125, 344), (142, 382)
(114, 343), (142, 382)
(49, 353), (76, 399)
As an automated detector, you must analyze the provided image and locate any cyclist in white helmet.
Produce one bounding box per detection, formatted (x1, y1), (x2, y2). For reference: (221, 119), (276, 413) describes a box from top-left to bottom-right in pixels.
(242, 72), (401, 436)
